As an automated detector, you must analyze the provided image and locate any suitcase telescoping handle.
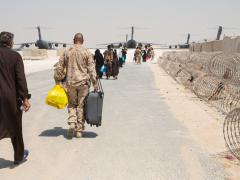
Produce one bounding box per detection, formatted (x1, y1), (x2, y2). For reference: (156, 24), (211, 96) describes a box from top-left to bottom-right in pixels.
(97, 77), (104, 97)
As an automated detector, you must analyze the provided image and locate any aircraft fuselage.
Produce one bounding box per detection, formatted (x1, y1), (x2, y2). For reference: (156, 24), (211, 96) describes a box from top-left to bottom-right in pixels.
(36, 40), (52, 49)
(126, 39), (137, 48)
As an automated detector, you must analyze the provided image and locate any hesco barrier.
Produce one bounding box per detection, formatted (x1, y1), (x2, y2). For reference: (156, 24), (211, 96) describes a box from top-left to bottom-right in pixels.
(22, 49), (48, 60)
(190, 36), (240, 53)
(158, 51), (240, 160)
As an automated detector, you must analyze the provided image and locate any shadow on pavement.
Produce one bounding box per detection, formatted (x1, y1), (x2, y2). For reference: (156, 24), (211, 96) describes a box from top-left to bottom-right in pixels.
(39, 127), (98, 139)
(83, 131), (98, 138)
(39, 127), (68, 138)
(0, 158), (15, 169)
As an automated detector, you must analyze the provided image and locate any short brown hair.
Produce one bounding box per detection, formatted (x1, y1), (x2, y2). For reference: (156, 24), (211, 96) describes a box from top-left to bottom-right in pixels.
(0, 31), (14, 47)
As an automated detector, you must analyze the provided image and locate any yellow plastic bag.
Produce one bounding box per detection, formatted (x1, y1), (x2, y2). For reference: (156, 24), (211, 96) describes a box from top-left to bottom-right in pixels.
(46, 85), (68, 109)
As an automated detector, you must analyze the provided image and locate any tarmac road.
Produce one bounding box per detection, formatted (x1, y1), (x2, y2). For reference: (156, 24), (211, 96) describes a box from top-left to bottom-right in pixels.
(0, 62), (226, 180)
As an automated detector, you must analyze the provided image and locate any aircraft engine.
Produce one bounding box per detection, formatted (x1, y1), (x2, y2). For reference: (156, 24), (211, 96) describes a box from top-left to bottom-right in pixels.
(55, 43), (58, 47)
(25, 44), (30, 48)
(63, 44), (66, 48)
(175, 45), (178, 49)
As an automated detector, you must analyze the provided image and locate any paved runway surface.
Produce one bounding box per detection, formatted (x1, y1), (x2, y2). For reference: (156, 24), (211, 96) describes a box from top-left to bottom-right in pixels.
(0, 62), (225, 180)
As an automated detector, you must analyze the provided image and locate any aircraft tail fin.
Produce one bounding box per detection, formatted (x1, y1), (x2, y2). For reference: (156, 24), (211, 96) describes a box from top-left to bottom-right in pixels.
(216, 26), (223, 40)
(37, 26), (42, 41)
(131, 26), (134, 40)
(186, 33), (190, 44)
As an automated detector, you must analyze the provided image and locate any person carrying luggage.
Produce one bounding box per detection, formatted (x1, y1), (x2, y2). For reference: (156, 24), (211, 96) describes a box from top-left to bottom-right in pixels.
(54, 33), (97, 138)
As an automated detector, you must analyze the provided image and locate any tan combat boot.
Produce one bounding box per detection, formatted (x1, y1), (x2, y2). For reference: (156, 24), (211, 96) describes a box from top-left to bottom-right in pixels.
(67, 123), (75, 138)
(75, 131), (83, 138)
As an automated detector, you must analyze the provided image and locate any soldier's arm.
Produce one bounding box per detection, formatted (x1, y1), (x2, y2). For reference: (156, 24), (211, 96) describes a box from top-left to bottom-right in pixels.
(87, 51), (97, 88)
(54, 50), (67, 83)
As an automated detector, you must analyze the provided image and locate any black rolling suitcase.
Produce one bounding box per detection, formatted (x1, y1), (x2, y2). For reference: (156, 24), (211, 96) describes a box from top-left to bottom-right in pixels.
(85, 78), (104, 127)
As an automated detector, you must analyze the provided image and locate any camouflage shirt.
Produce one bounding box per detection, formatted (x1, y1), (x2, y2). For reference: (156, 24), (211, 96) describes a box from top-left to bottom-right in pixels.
(54, 44), (97, 87)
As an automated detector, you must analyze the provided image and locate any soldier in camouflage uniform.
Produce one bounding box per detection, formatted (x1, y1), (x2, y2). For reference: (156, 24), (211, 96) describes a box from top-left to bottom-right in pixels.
(103, 45), (113, 79)
(54, 33), (97, 138)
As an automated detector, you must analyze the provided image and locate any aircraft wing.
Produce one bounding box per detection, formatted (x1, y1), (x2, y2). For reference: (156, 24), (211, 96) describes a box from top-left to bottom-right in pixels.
(49, 41), (72, 45)
(14, 42), (36, 49)
(48, 41), (72, 48)
(15, 42), (36, 45)
(97, 42), (124, 45)
(137, 41), (166, 46)
(14, 42), (36, 46)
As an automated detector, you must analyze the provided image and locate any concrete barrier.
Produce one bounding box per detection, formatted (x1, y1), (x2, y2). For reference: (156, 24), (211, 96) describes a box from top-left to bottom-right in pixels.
(22, 49), (48, 60)
(47, 50), (57, 57)
(22, 49), (32, 57)
(20, 49), (68, 60)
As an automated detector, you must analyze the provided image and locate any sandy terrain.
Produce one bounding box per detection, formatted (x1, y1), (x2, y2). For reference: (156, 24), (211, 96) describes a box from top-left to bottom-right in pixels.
(150, 61), (240, 179)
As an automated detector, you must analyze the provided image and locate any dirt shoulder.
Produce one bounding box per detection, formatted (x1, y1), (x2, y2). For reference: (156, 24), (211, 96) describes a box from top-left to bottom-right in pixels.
(150, 62), (240, 180)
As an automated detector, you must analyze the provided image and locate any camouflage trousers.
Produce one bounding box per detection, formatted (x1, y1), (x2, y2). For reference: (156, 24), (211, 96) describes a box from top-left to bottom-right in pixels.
(67, 85), (89, 132)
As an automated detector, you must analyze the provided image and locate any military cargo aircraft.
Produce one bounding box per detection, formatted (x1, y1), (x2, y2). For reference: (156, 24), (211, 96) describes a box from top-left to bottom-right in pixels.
(97, 26), (164, 49)
(169, 33), (190, 49)
(208, 26), (239, 41)
(168, 26), (235, 49)
(15, 26), (71, 50)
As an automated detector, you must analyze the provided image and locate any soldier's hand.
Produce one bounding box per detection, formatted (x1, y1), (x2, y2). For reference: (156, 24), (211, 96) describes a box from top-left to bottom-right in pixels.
(94, 84), (98, 92)
(55, 80), (61, 85)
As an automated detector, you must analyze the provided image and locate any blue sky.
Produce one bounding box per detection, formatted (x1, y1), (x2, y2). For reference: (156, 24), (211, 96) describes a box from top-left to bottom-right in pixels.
(1, 0), (239, 47)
